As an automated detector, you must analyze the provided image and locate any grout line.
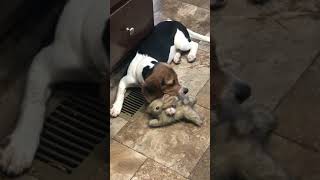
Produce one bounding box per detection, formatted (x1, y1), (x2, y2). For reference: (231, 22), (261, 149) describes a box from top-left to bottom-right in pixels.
(273, 132), (320, 153)
(196, 79), (210, 96)
(113, 138), (191, 178)
(196, 103), (210, 110)
(112, 138), (149, 158)
(115, 138), (190, 178)
(271, 50), (320, 152)
(112, 123), (209, 178)
(146, 157), (190, 179)
(187, 144), (210, 179)
(178, 0), (210, 12)
(272, 49), (320, 112)
(112, 104), (211, 178)
(273, 19), (290, 32)
(129, 158), (148, 180)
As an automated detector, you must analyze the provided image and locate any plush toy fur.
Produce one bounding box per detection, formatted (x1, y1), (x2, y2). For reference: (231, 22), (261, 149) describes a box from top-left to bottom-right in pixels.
(214, 99), (292, 180)
(146, 95), (203, 127)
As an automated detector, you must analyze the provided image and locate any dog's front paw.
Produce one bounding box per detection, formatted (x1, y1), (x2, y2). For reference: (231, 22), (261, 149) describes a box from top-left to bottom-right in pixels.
(187, 54), (196, 63)
(0, 134), (38, 176)
(173, 53), (181, 64)
(110, 103), (122, 117)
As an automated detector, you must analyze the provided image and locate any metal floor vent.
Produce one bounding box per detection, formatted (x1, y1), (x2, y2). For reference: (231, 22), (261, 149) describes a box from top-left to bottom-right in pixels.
(120, 88), (146, 119)
(35, 91), (107, 174)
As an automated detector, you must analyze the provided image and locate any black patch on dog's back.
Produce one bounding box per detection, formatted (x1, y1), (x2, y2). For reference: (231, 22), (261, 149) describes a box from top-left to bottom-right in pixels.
(138, 20), (191, 62)
(142, 61), (158, 80)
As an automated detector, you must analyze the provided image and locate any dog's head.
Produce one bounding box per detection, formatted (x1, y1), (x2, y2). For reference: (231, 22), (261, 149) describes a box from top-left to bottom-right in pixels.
(142, 63), (188, 103)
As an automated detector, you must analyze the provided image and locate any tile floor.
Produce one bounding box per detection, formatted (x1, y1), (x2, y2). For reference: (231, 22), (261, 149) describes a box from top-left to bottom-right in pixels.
(110, 0), (211, 179)
(213, 0), (320, 179)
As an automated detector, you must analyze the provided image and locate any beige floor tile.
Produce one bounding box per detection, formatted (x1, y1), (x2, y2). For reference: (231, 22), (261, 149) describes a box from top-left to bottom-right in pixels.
(114, 105), (210, 177)
(180, 0), (210, 10)
(110, 141), (147, 180)
(189, 147), (210, 180)
(153, 0), (210, 35)
(131, 159), (187, 180)
(110, 117), (127, 138)
(172, 49), (210, 97)
(199, 40), (210, 53)
(196, 80), (210, 109)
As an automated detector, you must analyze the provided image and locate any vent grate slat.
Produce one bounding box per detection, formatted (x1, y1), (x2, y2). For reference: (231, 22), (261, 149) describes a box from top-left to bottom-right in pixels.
(53, 108), (105, 137)
(42, 130), (90, 155)
(48, 115), (102, 143)
(120, 88), (146, 118)
(58, 103), (107, 130)
(44, 119), (96, 149)
(36, 87), (107, 174)
(61, 101), (107, 126)
(40, 138), (85, 162)
(66, 96), (107, 115)
(38, 146), (79, 168)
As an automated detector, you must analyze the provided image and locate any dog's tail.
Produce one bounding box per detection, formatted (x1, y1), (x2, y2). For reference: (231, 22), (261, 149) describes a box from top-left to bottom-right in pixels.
(187, 29), (210, 42)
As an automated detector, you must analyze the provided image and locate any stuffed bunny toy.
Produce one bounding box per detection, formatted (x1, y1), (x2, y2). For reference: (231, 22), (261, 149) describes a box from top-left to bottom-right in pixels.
(146, 94), (203, 127)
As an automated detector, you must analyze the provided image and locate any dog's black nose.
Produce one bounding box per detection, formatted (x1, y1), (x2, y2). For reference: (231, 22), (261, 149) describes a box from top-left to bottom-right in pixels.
(234, 82), (251, 103)
(183, 88), (189, 94)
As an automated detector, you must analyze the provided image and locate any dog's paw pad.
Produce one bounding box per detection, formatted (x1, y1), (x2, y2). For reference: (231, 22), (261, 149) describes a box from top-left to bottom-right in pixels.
(187, 54), (196, 62)
(0, 135), (35, 175)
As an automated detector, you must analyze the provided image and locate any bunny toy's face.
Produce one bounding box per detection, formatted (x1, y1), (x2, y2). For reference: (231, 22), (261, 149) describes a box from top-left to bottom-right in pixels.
(147, 99), (164, 116)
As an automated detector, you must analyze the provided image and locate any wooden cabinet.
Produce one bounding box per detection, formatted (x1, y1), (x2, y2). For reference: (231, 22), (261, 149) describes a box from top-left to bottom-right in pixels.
(110, 0), (154, 71)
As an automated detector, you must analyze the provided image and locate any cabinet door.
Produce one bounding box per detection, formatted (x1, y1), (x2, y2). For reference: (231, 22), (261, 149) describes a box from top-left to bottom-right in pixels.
(110, 0), (154, 71)
(110, 0), (123, 13)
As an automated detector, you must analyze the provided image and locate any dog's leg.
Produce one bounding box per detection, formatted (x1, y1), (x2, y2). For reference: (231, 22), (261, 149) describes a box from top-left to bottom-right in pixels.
(0, 46), (54, 175)
(110, 75), (136, 117)
(173, 51), (181, 64)
(174, 29), (200, 63)
(174, 29), (192, 52)
(167, 46), (176, 64)
(187, 41), (199, 63)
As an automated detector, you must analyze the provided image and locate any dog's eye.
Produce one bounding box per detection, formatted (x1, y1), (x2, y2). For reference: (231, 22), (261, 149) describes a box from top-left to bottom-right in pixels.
(156, 106), (160, 110)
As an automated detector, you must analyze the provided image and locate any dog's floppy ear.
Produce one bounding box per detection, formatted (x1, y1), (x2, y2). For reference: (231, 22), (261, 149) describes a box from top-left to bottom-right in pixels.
(142, 76), (163, 103)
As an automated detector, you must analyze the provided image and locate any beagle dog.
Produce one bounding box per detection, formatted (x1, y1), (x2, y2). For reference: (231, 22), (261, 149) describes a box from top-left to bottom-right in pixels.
(0, 0), (108, 175)
(110, 20), (210, 117)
